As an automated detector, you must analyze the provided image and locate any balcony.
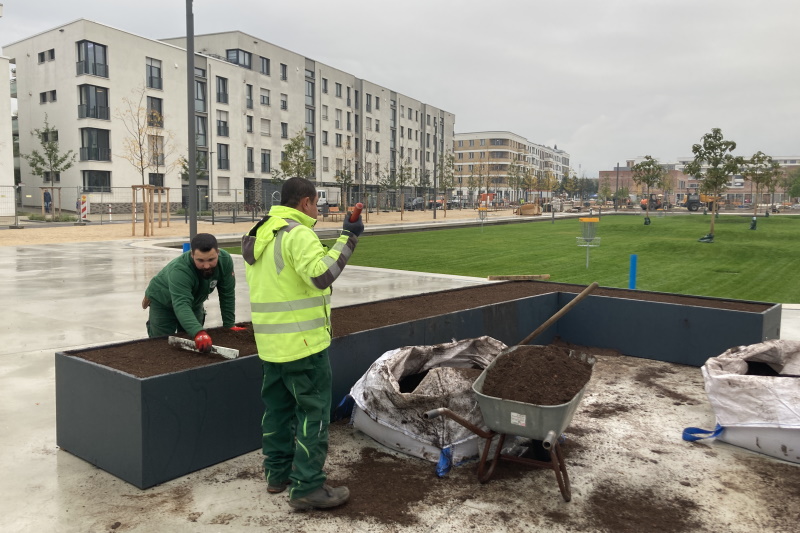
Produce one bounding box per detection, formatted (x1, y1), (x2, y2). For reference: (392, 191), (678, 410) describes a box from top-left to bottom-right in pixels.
(76, 61), (108, 78)
(147, 76), (163, 90)
(78, 104), (110, 120)
(80, 147), (111, 161)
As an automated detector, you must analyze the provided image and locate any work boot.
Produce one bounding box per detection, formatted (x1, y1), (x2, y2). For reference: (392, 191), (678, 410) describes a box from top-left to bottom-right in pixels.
(267, 480), (291, 494)
(288, 484), (350, 510)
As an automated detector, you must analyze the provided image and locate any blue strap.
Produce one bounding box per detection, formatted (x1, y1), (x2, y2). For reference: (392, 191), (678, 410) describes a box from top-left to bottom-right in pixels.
(682, 423), (723, 442)
(332, 395), (355, 421)
(435, 447), (453, 477)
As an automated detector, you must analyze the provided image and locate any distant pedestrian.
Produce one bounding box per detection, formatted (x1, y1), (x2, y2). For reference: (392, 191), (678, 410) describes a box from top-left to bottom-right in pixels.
(43, 190), (52, 213)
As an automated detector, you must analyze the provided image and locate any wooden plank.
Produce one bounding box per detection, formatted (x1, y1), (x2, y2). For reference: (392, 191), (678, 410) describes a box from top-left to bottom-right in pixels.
(487, 275), (551, 281)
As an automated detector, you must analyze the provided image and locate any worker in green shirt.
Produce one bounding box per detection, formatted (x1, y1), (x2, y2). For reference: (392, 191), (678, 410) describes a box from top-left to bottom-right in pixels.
(142, 233), (243, 351)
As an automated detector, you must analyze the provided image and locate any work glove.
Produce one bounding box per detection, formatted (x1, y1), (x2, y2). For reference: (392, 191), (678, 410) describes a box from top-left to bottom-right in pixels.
(342, 213), (364, 237)
(194, 331), (213, 353)
(230, 326), (247, 332)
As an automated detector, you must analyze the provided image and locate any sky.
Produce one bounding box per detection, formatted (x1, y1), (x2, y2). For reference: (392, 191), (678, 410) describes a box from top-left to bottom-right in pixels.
(2, 0), (798, 177)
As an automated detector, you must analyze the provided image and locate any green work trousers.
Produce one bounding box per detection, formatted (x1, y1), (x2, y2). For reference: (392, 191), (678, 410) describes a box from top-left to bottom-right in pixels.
(146, 299), (204, 338)
(261, 349), (332, 500)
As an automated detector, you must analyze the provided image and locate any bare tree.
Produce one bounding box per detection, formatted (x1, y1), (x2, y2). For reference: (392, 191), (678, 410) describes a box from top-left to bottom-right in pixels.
(116, 85), (171, 185)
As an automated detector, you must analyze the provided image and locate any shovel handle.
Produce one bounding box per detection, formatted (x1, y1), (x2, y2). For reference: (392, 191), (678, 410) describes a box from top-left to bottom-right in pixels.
(516, 282), (599, 346)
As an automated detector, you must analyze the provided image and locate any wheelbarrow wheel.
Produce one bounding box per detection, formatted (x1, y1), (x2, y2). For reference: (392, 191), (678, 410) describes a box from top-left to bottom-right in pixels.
(477, 433), (505, 483)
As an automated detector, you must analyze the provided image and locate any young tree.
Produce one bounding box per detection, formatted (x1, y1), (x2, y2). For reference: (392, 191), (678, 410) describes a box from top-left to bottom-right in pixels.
(334, 138), (357, 206)
(598, 176), (613, 205)
(631, 155), (668, 220)
(466, 170), (478, 207)
(22, 114), (76, 190)
(740, 151), (775, 216)
(117, 86), (169, 185)
(684, 128), (743, 241)
(437, 150), (456, 214)
(506, 159), (522, 203)
(275, 129), (315, 180)
(785, 167), (800, 202)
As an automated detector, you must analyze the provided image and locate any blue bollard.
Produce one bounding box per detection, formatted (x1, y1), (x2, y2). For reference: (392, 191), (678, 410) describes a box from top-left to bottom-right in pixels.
(182, 243), (191, 253)
(629, 254), (638, 289)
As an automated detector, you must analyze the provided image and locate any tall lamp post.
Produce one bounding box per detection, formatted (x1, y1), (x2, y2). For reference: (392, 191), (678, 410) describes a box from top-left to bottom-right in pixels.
(614, 161), (619, 212)
(185, 0), (197, 238)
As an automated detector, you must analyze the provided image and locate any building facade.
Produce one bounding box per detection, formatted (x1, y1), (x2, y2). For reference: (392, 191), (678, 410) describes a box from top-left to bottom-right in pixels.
(452, 131), (571, 203)
(4, 20), (454, 211)
(0, 55), (12, 188)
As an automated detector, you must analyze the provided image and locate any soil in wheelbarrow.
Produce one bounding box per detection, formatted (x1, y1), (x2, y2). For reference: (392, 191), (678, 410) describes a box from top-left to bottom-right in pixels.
(69, 280), (770, 377)
(481, 345), (594, 405)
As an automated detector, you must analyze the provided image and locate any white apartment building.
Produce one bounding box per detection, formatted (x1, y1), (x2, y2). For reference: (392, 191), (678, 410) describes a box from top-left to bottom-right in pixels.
(0, 55), (12, 188)
(5, 20), (454, 210)
(453, 131), (571, 203)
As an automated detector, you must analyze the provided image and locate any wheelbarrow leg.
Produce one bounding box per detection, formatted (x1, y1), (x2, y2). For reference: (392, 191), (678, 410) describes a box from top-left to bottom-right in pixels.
(477, 432), (506, 483)
(549, 442), (571, 502)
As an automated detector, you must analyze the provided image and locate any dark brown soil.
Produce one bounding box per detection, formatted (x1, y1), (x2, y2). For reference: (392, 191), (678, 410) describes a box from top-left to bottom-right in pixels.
(69, 281), (771, 378)
(481, 345), (594, 405)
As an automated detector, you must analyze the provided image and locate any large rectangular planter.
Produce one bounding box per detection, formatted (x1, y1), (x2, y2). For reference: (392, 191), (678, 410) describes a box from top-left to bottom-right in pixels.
(56, 290), (781, 489)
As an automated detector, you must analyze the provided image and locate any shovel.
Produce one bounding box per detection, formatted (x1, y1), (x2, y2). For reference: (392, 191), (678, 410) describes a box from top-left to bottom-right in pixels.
(167, 336), (239, 359)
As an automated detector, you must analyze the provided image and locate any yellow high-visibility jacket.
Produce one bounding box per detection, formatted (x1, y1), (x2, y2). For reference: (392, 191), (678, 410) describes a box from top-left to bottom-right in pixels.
(242, 205), (357, 362)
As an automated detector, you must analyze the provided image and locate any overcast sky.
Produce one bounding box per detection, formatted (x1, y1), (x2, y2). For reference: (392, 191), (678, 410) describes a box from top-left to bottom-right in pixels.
(2, 0), (798, 177)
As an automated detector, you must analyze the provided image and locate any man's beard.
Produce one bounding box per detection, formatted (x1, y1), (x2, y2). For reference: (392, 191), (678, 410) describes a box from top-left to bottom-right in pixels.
(199, 266), (216, 279)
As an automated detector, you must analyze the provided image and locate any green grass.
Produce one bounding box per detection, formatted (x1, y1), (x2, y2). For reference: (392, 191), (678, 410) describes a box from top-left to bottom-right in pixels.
(225, 214), (800, 303)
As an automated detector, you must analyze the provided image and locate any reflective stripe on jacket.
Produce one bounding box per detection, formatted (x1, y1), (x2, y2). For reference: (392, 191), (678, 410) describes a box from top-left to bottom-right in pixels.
(242, 205), (357, 363)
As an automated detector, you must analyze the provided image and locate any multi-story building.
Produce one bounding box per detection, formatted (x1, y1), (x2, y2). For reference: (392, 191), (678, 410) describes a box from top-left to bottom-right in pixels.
(598, 157), (800, 206)
(4, 19), (454, 211)
(452, 131), (571, 203)
(0, 55), (13, 189)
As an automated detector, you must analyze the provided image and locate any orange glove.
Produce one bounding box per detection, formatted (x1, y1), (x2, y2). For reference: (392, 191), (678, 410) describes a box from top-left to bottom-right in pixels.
(194, 331), (212, 352)
(230, 326), (247, 332)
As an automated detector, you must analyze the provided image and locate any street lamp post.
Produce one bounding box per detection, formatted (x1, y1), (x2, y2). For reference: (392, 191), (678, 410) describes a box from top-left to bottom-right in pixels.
(614, 161), (619, 212)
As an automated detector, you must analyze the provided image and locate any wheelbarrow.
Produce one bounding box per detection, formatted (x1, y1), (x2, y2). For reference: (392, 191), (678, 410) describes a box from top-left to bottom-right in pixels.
(423, 282), (599, 502)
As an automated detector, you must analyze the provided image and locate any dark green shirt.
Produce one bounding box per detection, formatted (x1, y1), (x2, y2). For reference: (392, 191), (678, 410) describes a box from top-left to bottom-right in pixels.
(145, 249), (236, 336)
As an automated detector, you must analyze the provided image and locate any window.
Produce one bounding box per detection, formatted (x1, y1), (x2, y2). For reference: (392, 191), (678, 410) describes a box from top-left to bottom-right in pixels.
(335, 109), (342, 129)
(39, 49), (55, 63)
(246, 115), (254, 133)
(149, 135), (165, 166)
(148, 173), (164, 187)
(335, 133), (342, 147)
(246, 84), (253, 109)
(323, 157), (329, 172)
(79, 128), (111, 161)
(216, 76), (228, 104)
(306, 133), (315, 160)
(457, 153), (463, 160)
(41, 91), (57, 103)
(375, 141), (380, 154)
(39, 92), (47, 104)
(407, 127), (412, 138)
(226, 49), (252, 69)
(261, 149), (271, 173)
(40, 130), (58, 142)
(195, 116), (207, 146)
(217, 144), (230, 170)
(218, 177), (230, 195)
(83, 170), (111, 192)
(194, 80), (206, 112)
(197, 150), (208, 170)
(480, 139), (485, 146)
(280, 93), (288, 110)
(38, 51), (45, 63)
(366, 117), (372, 131)
(194, 66), (206, 78)
(469, 139), (474, 147)
(365, 140), (372, 153)
(260, 87), (270, 106)
(79, 85), (109, 120)
(346, 86), (351, 106)
(322, 78), (328, 93)
(305, 80), (314, 106)
(281, 122), (288, 139)
(335, 82), (342, 97)
(427, 114), (431, 126)
(260, 57), (270, 75)
(280, 63), (288, 80)
(43, 171), (61, 183)
(375, 120), (380, 133)
(400, 127), (404, 139)
(147, 97), (163, 127)
(76, 40), (108, 77)
(146, 58), (162, 89)
(408, 108), (412, 119)
(247, 147), (255, 172)
(365, 162), (372, 178)
(366, 94), (372, 112)
(322, 105), (328, 120)
(346, 112), (351, 131)
(322, 130), (328, 145)
(216, 110), (229, 137)
(260, 118), (271, 136)
(375, 97), (380, 110)
(426, 133), (430, 148)
(305, 108), (314, 133)
(50, 90), (57, 102)
(458, 140), (463, 147)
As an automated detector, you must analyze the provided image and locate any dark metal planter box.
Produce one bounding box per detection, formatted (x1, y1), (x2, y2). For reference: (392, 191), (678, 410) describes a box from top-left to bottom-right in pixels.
(56, 290), (781, 489)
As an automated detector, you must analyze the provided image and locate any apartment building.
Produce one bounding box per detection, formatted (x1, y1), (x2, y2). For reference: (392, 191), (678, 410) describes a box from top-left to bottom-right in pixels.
(0, 55), (12, 189)
(5, 20), (454, 209)
(453, 131), (571, 202)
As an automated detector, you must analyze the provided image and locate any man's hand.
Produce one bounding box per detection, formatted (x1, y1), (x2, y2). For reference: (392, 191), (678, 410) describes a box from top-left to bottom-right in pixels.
(194, 331), (213, 352)
(230, 326), (247, 332)
(343, 213), (364, 237)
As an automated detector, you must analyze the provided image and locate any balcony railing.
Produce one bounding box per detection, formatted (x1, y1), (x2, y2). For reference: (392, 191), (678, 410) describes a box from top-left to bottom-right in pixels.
(80, 147), (111, 161)
(246, 98), (253, 109)
(217, 93), (228, 104)
(218, 158), (230, 170)
(150, 155), (165, 166)
(76, 61), (108, 78)
(247, 161), (255, 172)
(217, 124), (229, 137)
(194, 100), (207, 113)
(147, 76), (163, 90)
(261, 163), (270, 173)
(78, 104), (110, 120)
(280, 101), (288, 110)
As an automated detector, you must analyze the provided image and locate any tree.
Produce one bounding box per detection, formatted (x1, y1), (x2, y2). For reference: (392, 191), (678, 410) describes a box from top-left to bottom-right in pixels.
(334, 137), (357, 206)
(740, 151), (775, 216)
(22, 114), (76, 191)
(506, 159), (522, 202)
(117, 85), (171, 185)
(683, 128), (743, 240)
(785, 167), (800, 202)
(276, 129), (315, 181)
(466, 170), (479, 207)
(631, 155), (668, 220)
(598, 176), (613, 204)
(437, 150), (456, 215)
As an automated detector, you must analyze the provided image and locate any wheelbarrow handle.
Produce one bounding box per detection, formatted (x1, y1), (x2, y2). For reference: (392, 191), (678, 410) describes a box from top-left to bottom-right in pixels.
(423, 408), (444, 420)
(516, 281), (599, 346)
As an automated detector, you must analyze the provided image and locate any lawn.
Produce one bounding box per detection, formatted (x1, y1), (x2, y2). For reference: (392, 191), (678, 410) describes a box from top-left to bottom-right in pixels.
(226, 214), (800, 303)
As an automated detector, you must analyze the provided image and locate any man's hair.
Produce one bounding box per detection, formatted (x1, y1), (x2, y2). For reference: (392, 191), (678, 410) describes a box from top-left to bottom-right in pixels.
(191, 233), (218, 253)
(281, 177), (317, 208)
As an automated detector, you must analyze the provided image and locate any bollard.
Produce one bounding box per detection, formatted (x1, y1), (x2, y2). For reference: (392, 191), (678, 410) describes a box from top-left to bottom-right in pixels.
(750, 217), (757, 230)
(629, 254), (638, 290)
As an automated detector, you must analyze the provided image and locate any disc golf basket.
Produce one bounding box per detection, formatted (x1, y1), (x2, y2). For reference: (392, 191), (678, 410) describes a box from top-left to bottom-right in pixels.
(478, 206), (488, 230)
(576, 217), (600, 268)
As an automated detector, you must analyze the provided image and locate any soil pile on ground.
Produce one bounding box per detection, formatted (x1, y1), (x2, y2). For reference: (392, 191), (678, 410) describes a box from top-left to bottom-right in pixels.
(481, 345), (593, 405)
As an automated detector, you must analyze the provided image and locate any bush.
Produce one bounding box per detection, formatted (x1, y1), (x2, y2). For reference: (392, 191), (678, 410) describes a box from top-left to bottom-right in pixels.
(28, 213), (78, 222)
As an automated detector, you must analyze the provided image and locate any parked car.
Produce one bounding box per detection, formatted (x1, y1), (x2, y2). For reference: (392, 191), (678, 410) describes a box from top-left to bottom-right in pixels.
(404, 197), (425, 211)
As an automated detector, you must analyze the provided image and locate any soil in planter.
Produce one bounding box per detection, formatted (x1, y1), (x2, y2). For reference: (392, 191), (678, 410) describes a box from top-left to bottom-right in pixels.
(481, 345), (594, 405)
(69, 281), (771, 378)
